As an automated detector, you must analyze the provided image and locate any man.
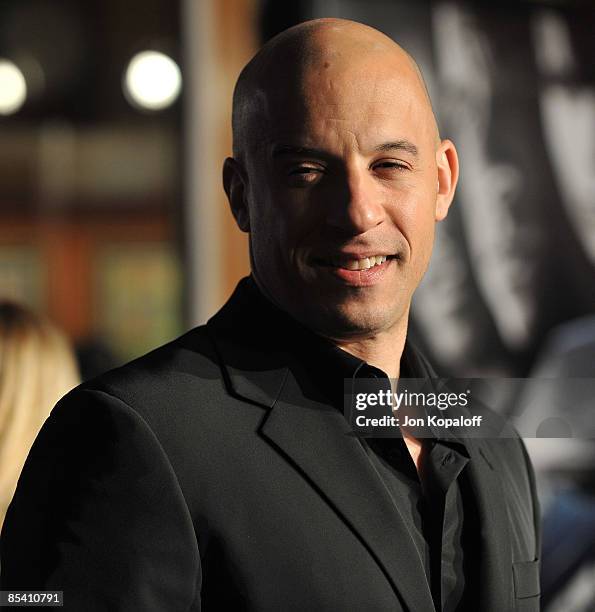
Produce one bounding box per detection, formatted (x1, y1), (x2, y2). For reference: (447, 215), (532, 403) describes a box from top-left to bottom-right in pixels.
(1, 18), (540, 611)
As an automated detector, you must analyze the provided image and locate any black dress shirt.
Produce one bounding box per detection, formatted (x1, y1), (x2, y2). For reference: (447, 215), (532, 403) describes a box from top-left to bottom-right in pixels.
(288, 322), (476, 612)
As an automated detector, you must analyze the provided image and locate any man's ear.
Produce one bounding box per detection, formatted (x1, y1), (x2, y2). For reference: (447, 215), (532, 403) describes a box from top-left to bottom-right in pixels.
(223, 157), (250, 232)
(435, 139), (459, 221)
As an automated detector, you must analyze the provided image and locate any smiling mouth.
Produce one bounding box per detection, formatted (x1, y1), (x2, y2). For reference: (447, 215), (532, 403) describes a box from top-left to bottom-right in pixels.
(313, 254), (398, 271)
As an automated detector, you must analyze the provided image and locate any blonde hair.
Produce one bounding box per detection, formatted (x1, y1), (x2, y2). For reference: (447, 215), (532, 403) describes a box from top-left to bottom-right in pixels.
(0, 301), (80, 529)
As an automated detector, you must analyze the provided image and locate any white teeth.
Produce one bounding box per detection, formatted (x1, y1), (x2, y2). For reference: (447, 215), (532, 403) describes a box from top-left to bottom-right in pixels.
(333, 255), (389, 270)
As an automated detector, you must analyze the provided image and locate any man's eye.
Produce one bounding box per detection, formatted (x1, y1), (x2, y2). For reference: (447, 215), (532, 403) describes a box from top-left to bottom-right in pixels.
(287, 166), (323, 184)
(289, 166), (321, 175)
(373, 160), (410, 172)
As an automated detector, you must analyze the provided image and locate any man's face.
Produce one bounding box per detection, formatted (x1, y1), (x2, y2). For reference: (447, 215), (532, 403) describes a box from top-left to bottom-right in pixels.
(232, 57), (453, 340)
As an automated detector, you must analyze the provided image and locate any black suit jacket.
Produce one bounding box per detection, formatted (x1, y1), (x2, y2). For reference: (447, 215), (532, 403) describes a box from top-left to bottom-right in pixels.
(1, 277), (541, 611)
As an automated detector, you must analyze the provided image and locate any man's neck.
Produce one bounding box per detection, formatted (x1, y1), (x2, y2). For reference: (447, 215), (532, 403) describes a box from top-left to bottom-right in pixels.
(329, 316), (409, 380)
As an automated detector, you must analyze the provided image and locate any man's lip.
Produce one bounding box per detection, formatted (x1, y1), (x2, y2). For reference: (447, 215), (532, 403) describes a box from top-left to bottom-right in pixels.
(324, 257), (394, 287)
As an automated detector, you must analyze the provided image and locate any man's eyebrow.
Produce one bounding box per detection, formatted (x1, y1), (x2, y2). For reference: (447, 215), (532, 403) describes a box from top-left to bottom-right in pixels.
(374, 140), (419, 157)
(271, 140), (419, 158)
(271, 145), (327, 158)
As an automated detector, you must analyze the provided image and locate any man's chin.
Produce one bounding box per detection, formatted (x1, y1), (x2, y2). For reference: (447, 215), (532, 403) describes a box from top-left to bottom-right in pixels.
(295, 300), (404, 340)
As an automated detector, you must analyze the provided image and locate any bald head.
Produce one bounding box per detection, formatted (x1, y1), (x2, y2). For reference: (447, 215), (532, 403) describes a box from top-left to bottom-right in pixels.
(232, 18), (438, 161)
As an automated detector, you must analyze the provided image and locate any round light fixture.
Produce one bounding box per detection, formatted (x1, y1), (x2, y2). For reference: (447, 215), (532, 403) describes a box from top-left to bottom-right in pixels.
(124, 50), (181, 111)
(0, 59), (27, 115)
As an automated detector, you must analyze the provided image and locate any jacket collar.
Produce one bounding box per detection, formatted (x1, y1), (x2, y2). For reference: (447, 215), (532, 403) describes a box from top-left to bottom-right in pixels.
(206, 275), (307, 408)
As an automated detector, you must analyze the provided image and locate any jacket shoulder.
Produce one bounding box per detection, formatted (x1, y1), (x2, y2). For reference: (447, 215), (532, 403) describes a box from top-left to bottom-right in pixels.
(68, 325), (227, 425)
(85, 324), (218, 388)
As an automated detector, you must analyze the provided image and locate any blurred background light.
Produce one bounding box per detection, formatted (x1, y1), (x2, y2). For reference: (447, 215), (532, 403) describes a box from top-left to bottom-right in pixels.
(0, 59), (27, 115)
(123, 50), (181, 111)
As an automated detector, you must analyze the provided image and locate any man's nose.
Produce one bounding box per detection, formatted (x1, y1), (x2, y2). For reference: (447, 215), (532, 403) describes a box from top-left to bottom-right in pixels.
(325, 167), (385, 235)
